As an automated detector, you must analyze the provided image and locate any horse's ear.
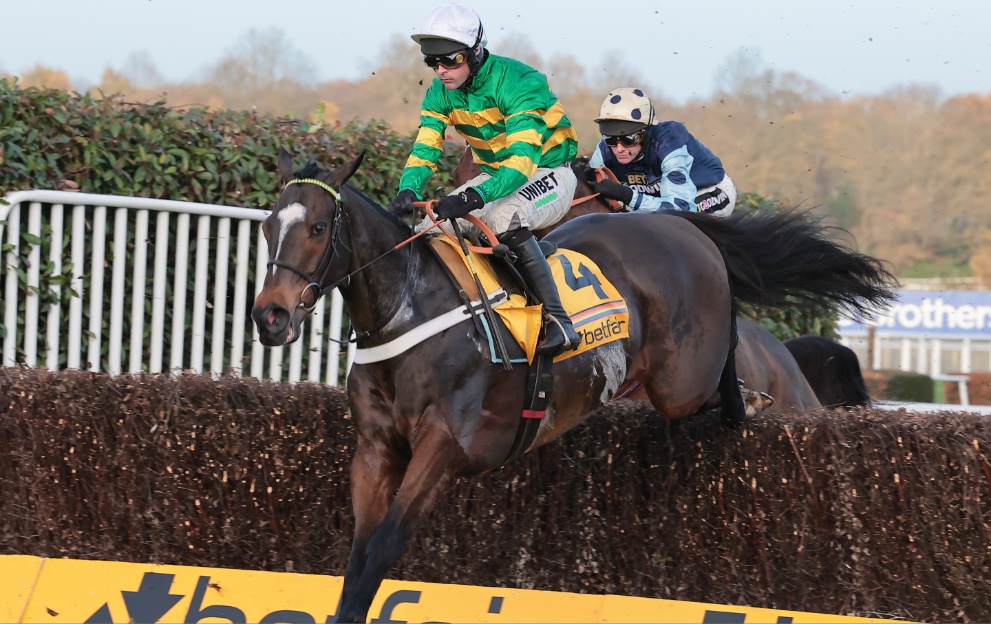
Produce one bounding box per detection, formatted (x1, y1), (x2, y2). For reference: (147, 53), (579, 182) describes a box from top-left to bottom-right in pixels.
(327, 150), (367, 188)
(278, 148), (294, 184)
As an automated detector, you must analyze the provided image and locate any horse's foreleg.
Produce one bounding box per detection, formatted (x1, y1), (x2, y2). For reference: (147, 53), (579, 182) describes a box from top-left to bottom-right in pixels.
(337, 425), (464, 623)
(338, 441), (406, 622)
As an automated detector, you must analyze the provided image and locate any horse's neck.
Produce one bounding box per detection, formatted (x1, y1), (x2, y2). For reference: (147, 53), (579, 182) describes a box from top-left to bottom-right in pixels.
(336, 193), (442, 339)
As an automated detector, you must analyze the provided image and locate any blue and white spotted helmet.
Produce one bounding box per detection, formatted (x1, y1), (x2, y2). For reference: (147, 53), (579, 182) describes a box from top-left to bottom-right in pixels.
(594, 87), (655, 136)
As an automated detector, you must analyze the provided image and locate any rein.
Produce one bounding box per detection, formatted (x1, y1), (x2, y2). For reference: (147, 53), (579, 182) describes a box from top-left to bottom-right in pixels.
(266, 180), (498, 346)
(573, 167), (624, 213)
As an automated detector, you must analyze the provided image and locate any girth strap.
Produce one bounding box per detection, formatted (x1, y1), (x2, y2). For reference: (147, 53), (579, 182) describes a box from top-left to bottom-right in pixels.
(502, 352), (554, 466)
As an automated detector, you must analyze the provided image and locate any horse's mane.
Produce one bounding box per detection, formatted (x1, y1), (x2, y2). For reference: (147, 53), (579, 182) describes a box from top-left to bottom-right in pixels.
(294, 161), (323, 179)
(292, 161), (413, 235)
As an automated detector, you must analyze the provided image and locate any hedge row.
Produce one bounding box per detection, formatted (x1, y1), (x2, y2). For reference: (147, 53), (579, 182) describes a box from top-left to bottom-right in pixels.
(0, 78), (466, 206)
(1, 367), (988, 622)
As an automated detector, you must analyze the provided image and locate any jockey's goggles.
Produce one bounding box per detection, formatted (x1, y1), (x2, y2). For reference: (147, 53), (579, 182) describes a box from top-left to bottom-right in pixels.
(603, 131), (645, 148)
(423, 50), (468, 70)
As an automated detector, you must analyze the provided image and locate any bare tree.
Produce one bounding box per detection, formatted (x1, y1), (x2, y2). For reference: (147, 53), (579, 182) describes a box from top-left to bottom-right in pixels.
(202, 28), (320, 114)
(122, 51), (164, 89)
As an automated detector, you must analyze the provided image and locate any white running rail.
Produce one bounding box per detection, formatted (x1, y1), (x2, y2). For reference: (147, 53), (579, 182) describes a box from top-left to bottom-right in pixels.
(1, 190), (354, 384)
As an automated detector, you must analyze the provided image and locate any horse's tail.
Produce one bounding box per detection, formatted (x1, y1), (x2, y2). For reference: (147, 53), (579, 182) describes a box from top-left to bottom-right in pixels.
(672, 210), (898, 318)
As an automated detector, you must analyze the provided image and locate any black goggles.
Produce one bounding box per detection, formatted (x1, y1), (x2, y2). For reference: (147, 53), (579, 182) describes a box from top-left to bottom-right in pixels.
(603, 131), (645, 147)
(423, 50), (468, 70)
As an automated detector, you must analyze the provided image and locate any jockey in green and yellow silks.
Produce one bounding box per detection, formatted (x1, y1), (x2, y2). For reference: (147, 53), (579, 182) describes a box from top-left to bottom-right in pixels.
(389, 3), (581, 357)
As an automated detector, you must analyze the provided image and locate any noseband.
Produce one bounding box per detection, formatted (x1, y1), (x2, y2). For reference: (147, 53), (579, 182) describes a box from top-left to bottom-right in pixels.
(267, 177), (350, 312)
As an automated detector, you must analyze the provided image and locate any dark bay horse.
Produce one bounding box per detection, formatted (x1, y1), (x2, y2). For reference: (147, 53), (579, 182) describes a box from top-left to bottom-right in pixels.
(734, 317), (822, 413)
(251, 149), (895, 622)
(454, 147), (821, 414)
(785, 335), (872, 408)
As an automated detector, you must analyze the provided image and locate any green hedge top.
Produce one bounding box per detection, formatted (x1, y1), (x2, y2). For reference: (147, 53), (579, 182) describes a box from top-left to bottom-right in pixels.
(0, 79), (462, 209)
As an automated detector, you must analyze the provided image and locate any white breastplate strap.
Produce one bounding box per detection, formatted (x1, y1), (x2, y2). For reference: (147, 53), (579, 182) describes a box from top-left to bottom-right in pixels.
(352, 289), (509, 365)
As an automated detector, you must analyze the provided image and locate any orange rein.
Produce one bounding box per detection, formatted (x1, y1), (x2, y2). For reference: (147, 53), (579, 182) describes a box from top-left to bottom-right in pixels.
(573, 167), (624, 213)
(408, 200), (500, 255)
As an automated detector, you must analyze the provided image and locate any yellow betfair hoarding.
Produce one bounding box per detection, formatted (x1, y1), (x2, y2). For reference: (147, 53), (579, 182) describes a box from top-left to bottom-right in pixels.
(4, 555), (902, 623)
(0, 556), (43, 623)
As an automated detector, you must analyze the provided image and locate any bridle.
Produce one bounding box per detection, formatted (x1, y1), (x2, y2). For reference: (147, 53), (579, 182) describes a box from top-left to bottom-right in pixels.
(265, 176), (420, 344)
(266, 177), (351, 312)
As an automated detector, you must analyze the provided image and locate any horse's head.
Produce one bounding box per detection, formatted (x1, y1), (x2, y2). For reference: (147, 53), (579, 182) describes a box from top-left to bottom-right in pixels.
(251, 148), (365, 346)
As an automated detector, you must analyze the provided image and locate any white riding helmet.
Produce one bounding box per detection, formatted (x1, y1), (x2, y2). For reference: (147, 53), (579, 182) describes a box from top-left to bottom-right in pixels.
(412, 3), (487, 56)
(594, 87), (656, 136)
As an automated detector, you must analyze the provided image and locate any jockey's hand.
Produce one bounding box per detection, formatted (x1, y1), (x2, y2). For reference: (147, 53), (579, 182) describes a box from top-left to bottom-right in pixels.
(435, 188), (484, 220)
(572, 160), (595, 185)
(590, 179), (634, 206)
(388, 189), (417, 218)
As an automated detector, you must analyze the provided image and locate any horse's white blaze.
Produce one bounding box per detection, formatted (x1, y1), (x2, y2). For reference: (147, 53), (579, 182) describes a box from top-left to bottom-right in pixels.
(272, 202), (307, 275)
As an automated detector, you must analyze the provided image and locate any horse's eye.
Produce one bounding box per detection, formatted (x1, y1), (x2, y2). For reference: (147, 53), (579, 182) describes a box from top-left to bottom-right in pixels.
(310, 223), (327, 236)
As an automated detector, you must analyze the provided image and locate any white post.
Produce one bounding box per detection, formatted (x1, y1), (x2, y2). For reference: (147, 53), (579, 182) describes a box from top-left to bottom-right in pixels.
(2, 203), (19, 366)
(326, 290), (344, 387)
(961, 337), (973, 373)
(251, 224), (267, 380)
(915, 338), (927, 374)
(210, 217), (231, 377)
(190, 215), (211, 373)
(900, 337), (912, 371)
(45, 204), (64, 370)
(24, 203), (42, 367)
(229, 219), (252, 377)
(87, 206), (108, 372)
(929, 338), (942, 377)
(108, 208), (130, 376)
(129, 209), (149, 373)
(149, 212), (171, 373)
(170, 213), (191, 373)
(67, 205), (86, 369)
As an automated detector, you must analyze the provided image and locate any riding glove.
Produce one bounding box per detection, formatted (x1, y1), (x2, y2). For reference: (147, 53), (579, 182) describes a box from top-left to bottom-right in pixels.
(589, 179), (634, 206)
(435, 188), (484, 220)
(388, 189), (418, 217)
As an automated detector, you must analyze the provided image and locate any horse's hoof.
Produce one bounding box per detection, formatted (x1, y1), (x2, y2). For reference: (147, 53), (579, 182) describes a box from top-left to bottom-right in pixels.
(743, 389), (775, 416)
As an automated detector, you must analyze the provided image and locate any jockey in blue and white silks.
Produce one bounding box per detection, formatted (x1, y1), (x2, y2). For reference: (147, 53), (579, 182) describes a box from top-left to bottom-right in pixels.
(587, 88), (737, 216)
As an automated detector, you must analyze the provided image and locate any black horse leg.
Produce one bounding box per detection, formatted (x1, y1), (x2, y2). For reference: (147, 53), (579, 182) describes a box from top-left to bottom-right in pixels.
(717, 314), (747, 426)
(338, 443), (406, 621)
(336, 425), (463, 623)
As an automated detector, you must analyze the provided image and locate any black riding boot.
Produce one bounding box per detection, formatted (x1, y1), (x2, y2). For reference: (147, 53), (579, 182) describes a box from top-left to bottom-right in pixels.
(499, 228), (581, 356)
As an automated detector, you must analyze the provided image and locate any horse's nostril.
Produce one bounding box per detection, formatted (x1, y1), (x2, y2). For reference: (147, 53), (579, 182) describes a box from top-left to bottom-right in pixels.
(252, 304), (289, 336)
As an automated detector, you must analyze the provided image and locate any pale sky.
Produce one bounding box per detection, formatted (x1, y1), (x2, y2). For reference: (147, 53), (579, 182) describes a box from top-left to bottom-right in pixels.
(3, 0), (989, 103)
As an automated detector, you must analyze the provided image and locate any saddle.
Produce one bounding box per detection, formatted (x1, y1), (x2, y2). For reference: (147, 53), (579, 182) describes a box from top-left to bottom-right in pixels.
(427, 234), (630, 365)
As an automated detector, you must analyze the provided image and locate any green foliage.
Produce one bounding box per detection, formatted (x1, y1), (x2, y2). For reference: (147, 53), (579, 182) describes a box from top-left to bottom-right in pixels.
(0, 78), (462, 205)
(884, 371), (934, 402)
